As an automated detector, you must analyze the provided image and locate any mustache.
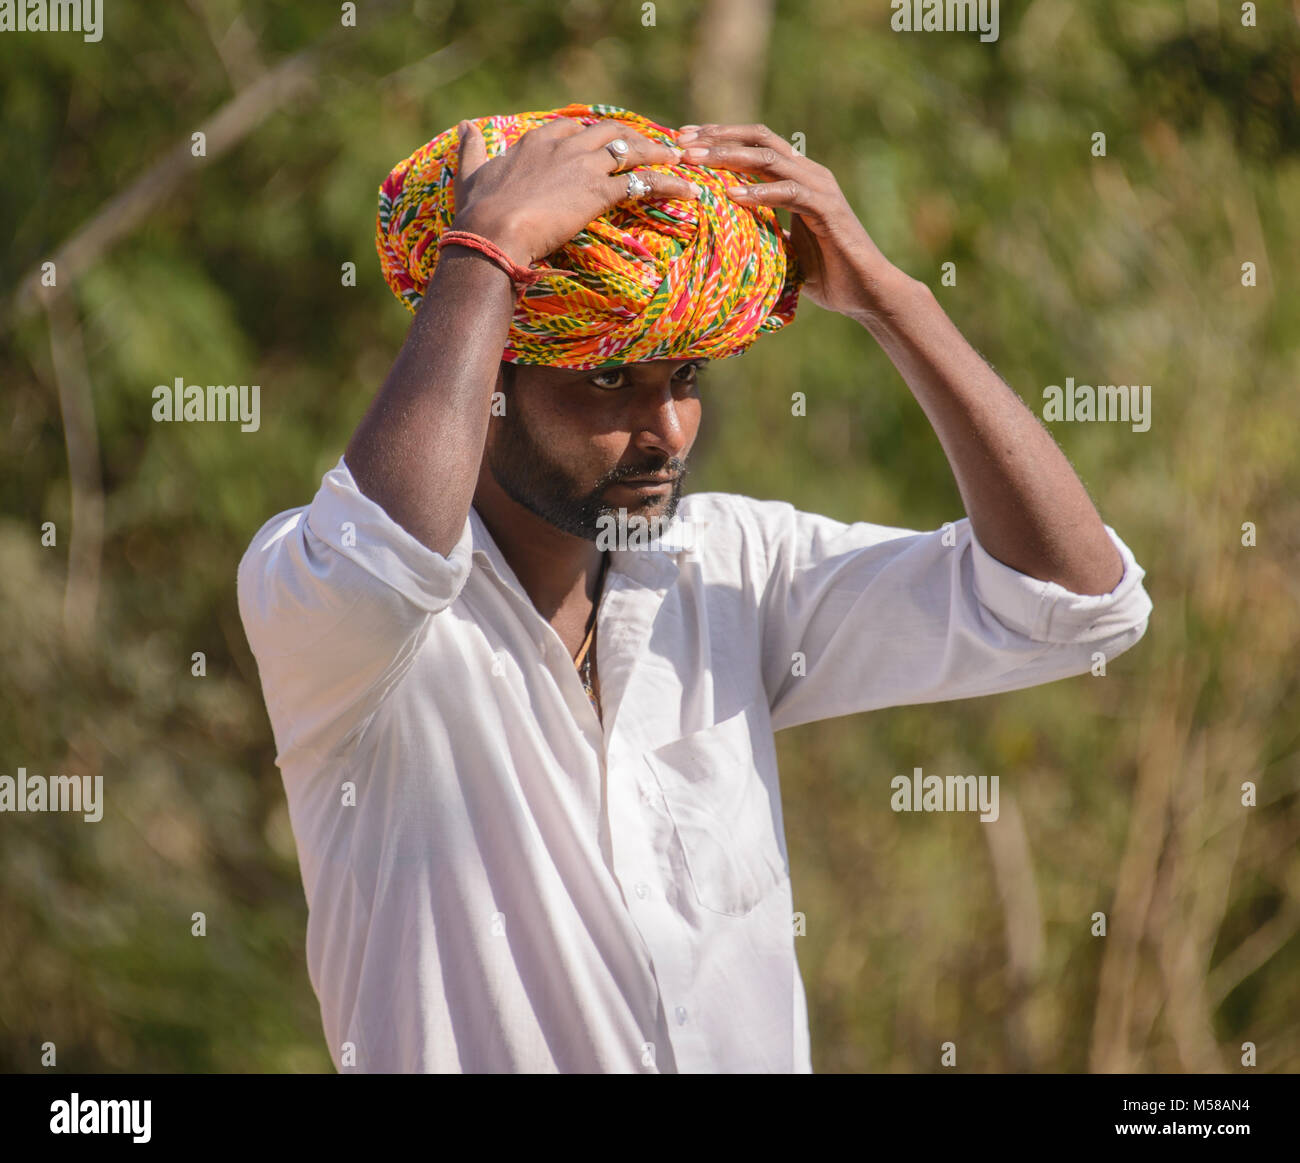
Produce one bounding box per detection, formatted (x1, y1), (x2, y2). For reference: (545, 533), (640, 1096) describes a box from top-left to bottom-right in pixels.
(600, 458), (689, 485)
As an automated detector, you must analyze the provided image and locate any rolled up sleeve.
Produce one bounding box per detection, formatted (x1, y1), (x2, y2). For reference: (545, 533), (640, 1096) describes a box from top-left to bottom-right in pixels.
(967, 521), (1151, 645)
(751, 500), (1152, 733)
(237, 456), (474, 760)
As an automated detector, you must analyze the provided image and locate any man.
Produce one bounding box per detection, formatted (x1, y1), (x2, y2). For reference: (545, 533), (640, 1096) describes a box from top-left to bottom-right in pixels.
(238, 104), (1152, 1073)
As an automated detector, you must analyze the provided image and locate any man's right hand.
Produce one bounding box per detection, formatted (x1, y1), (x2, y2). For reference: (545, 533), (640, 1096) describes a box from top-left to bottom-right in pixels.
(449, 117), (701, 268)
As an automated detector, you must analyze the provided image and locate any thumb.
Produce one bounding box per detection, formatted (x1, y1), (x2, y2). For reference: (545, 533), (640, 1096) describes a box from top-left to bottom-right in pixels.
(456, 119), (489, 180)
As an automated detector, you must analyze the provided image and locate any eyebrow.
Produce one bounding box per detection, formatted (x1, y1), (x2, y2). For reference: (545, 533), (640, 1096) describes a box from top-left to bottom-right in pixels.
(565, 358), (711, 377)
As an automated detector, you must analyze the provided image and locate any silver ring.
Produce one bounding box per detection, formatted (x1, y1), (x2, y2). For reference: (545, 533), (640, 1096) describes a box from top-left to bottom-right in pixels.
(606, 138), (630, 162)
(625, 172), (652, 199)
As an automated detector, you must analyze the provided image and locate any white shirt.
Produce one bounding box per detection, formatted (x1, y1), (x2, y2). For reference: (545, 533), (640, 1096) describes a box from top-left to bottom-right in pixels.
(237, 457), (1152, 1073)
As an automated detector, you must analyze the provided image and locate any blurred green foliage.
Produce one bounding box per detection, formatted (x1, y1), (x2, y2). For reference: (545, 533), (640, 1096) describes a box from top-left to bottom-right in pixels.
(2, 0), (1297, 1072)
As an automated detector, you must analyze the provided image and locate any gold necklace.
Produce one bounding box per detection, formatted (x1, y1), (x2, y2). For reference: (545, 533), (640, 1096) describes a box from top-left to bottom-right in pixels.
(574, 553), (608, 711)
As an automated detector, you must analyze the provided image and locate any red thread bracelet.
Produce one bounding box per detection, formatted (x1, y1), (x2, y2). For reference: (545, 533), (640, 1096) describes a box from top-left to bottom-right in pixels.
(438, 229), (547, 291)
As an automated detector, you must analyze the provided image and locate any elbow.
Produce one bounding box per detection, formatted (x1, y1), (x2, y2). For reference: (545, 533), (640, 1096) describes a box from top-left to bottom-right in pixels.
(1101, 609), (1150, 665)
(1075, 587), (1153, 670)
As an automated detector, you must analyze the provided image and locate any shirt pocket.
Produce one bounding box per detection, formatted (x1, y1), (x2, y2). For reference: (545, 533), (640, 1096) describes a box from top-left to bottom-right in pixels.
(642, 700), (788, 917)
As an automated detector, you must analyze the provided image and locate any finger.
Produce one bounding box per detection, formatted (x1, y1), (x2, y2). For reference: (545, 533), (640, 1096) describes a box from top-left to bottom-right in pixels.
(509, 117), (586, 156)
(677, 122), (799, 160)
(680, 141), (802, 181)
(456, 120), (489, 180)
(568, 120), (683, 171)
(724, 179), (811, 213)
(601, 167), (702, 206)
(452, 121), (488, 212)
(532, 115), (587, 138)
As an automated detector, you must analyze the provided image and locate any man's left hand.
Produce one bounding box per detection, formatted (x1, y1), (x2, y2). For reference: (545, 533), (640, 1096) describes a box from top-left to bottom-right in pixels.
(676, 122), (909, 322)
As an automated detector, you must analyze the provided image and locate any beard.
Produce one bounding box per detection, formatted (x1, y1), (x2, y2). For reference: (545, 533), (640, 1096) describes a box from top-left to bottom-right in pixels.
(486, 396), (687, 542)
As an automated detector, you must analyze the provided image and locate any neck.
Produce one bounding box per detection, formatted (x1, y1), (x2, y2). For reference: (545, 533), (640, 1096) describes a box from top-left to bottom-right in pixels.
(472, 474), (604, 622)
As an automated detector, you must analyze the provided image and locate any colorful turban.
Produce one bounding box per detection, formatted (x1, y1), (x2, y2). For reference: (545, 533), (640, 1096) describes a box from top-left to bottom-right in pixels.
(376, 102), (802, 370)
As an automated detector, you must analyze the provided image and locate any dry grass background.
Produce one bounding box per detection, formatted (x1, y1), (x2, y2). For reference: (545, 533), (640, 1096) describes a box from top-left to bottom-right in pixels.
(1, 0), (1296, 1071)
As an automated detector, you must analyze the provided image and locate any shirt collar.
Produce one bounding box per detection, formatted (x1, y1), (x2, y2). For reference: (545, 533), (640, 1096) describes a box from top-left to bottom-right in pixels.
(468, 505), (709, 596)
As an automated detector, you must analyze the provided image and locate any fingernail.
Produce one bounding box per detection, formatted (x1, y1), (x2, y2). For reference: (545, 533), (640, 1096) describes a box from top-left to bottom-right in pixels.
(726, 185), (748, 197)
(683, 146), (709, 161)
(688, 182), (702, 198)
(676, 129), (699, 144)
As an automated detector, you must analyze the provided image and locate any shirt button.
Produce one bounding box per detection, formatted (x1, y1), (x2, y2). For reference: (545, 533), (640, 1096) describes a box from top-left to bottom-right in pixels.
(675, 1006), (688, 1025)
(634, 882), (649, 899)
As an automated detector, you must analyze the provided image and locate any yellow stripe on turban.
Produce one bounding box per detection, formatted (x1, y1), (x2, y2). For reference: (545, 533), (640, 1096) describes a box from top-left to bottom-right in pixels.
(376, 102), (803, 370)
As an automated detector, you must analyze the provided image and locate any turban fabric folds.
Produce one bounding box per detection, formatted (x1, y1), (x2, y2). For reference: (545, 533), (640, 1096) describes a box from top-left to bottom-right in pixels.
(376, 102), (803, 370)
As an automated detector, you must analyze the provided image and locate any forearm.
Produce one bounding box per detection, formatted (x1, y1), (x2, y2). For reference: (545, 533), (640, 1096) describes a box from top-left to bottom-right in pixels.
(854, 268), (1124, 595)
(676, 122), (1125, 594)
(345, 246), (516, 557)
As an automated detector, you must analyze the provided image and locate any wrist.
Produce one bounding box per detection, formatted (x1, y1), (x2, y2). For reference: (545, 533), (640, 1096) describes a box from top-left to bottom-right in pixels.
(448, 206), (533, 269)
(846, 262), (930, 331)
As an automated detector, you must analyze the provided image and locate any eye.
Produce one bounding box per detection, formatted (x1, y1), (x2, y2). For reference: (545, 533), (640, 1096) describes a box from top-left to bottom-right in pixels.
(589, 369), (628, 390)
(588, 361), (704, 391)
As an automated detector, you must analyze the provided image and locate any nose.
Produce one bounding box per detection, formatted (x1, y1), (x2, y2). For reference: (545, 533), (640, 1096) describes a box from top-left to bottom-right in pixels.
(629, 382), (696, 462)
